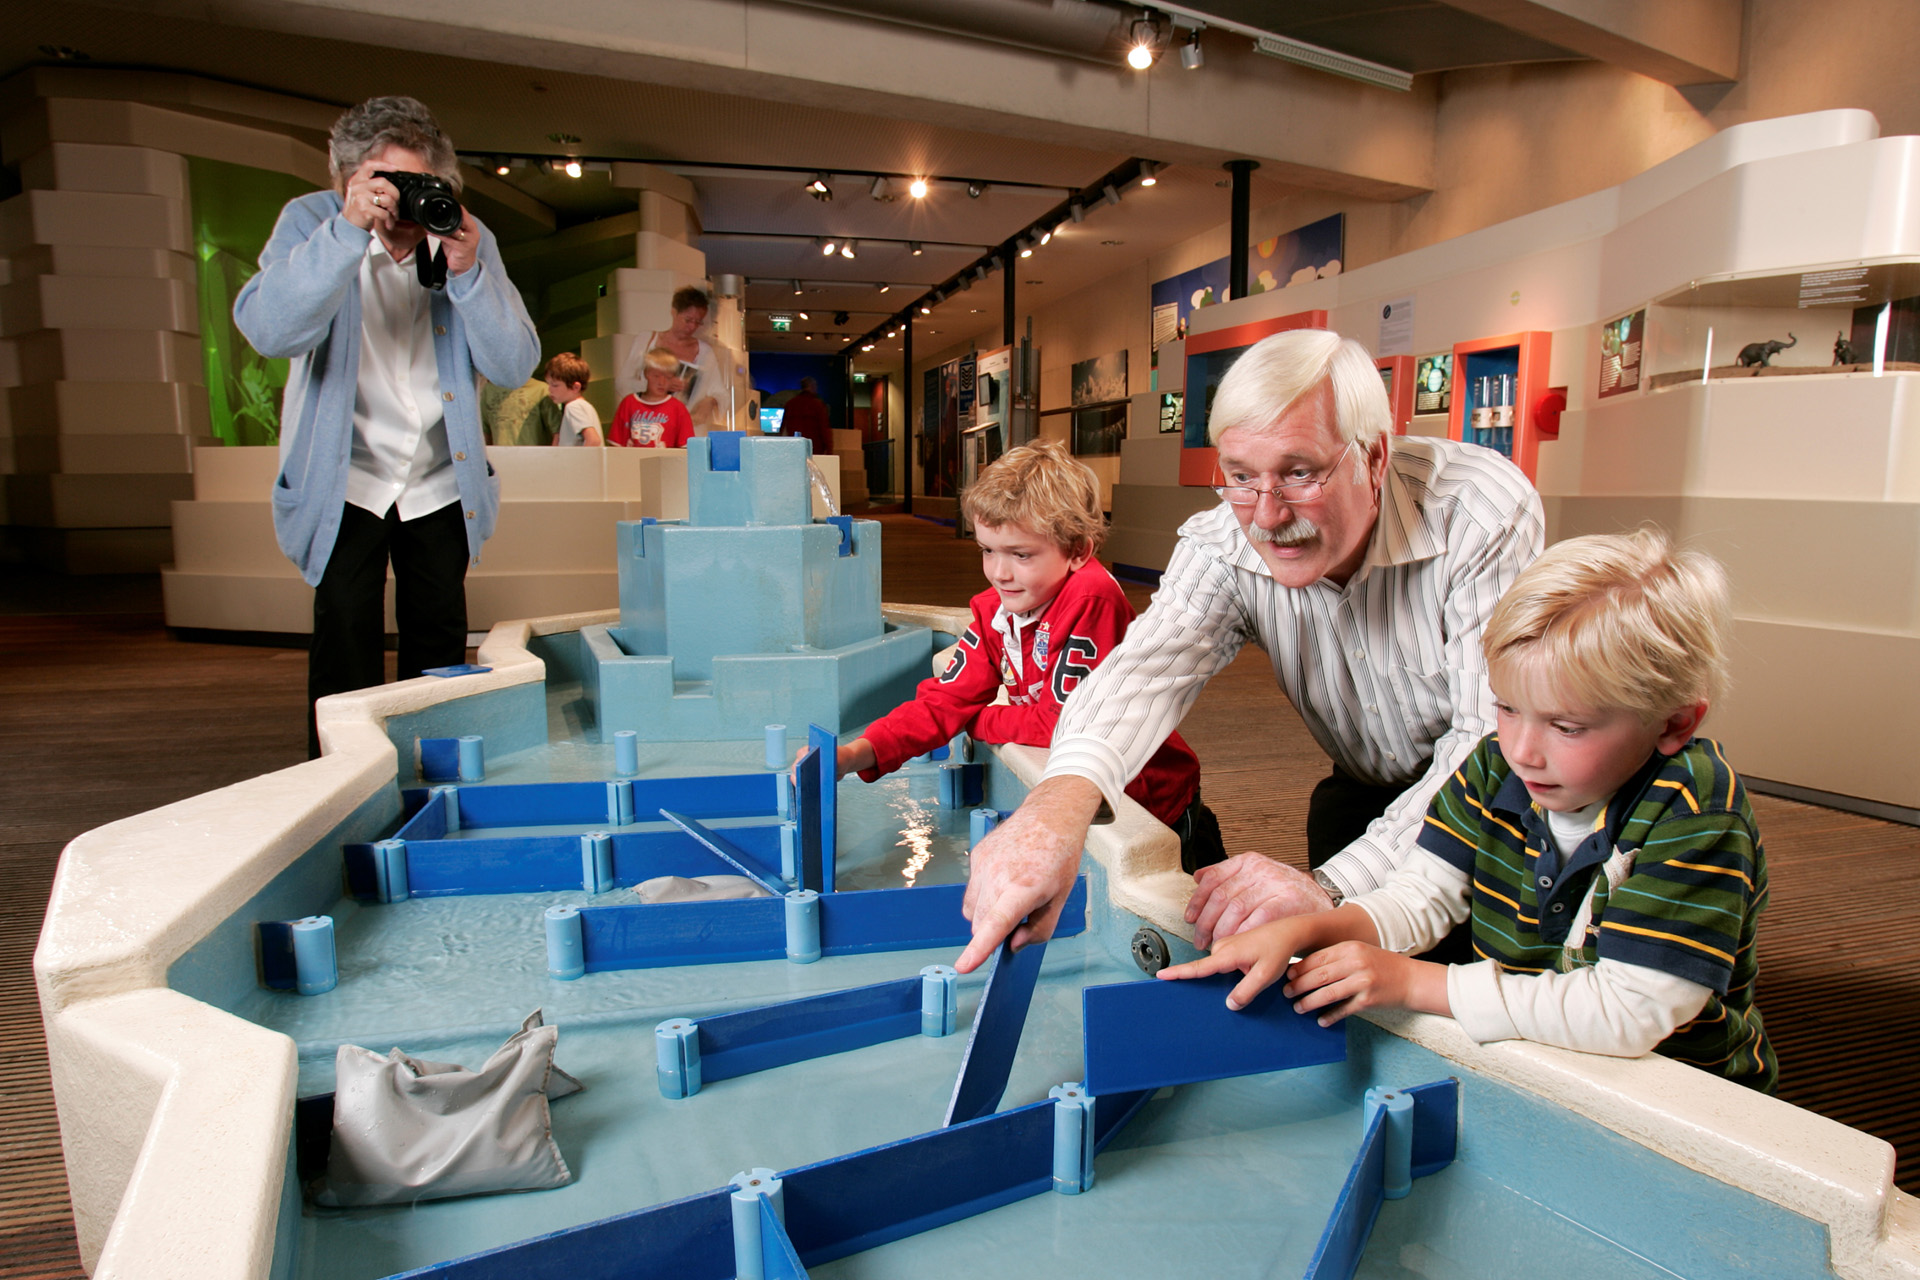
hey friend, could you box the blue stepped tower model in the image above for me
[581,432,932,741]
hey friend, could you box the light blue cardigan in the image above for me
[234,190,539,586]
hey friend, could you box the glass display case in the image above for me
[1642,260,1920,391]
[1447,331,1555,479]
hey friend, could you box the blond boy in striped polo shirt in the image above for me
[1161,529,1775,1089]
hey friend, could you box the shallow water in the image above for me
[237,686,1823,1280]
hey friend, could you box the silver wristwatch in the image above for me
[1313,869,1345,908]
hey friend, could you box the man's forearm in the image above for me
[1019,774,1106,834]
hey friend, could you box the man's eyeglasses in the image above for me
[1212,441,1364,507]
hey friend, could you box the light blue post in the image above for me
[780,823,799,883]
[581,832,614,894]
[290,916,337,996]
[938,764,966,809]
[373,839,409,903]
[655,1018,701,1099]
[765,724,788,771]
[784,889,820,964]
[607,780,634,826]
[435,785,460,833]
[545,905,584,980]
[1364,1087,1416,1199]
[457,735,484,782]
[969,808,1001,848]
[948,732,971,763]
[613,730,639,778]
[920,965,958,1037]
[776,774,792,819]
[1049,1082,1097,1194]
[729,1168,785,1280]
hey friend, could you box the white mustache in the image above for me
[1247,516,1320,548]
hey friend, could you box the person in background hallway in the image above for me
[234,95,538,757]
[616,286,725,430]
[782,376,834,458]
[546,353,602,447]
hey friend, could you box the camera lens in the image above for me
[414,191,463,237]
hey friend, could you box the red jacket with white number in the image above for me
[859,561,1201,826]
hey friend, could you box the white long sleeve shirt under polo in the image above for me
[345,235,459,520]
[1043,435,1544,899]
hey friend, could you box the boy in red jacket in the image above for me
[837,440,1225,873]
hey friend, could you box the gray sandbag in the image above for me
[316,1010,581,1207]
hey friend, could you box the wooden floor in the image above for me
[1,512,1915,1276]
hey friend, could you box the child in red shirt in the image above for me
[608,347,695,448]
[837,440,1225,873]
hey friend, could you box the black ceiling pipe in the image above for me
[1225,160,1258,303]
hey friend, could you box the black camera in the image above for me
[372,170,463,236]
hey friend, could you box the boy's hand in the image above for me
[789,738,875,783]
[1157,918,1314,1011]
[1282,943,1449,1027]
[835,739,875,780]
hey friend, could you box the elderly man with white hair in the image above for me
[955,328,1544,973]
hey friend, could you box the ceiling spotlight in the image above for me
[806,173,833,200]
[1038,228,1052,245]
[1139,163,1159,187]
[793,280,804,295]
[966,182,984,199]
[870,175,890,200]
[1127,14,1166,69]
[1017,237,1034,259]
[840,240,856,259]
[834,310,850,325]
[821,239,838,257]
[804,334,813,341]
[1069,202,1086,224]
[1180,29,1205,70]
[909,241,924,256]
[797,311,810,320]
[563,159,583,178]
[908,178,928,199]
[877,283,890,293]
[920,304,933,315]
[862,343,875,352]
[493,156,512,176]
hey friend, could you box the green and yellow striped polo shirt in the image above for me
[1417,735,1776,1091]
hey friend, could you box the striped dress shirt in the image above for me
[1044,435,1545,898]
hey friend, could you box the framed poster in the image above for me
[1149,213,1345,352]
[1598,309,1645,398]
[1071,351,1129,406]
[1414,353,1453,416]
[1071,405,1127,457]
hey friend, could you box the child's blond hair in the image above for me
[642,346,681,375]
[1484,528,1731,722]
[962,439,1106,556]
[545,352,590,388]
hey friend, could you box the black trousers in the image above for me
[309,500,470,756]
[1305,764,1474,964]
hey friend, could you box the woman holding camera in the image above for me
[234,96,539,756]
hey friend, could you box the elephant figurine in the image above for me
[1835,331,1862,365]
[1736,333,1796,367]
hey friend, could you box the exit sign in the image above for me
[852,372,868,383]
[770,315,793,332]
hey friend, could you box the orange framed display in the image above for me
[1178,309,1329,486]
[1446,331,1555,479]
[1375,354,1414,435]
